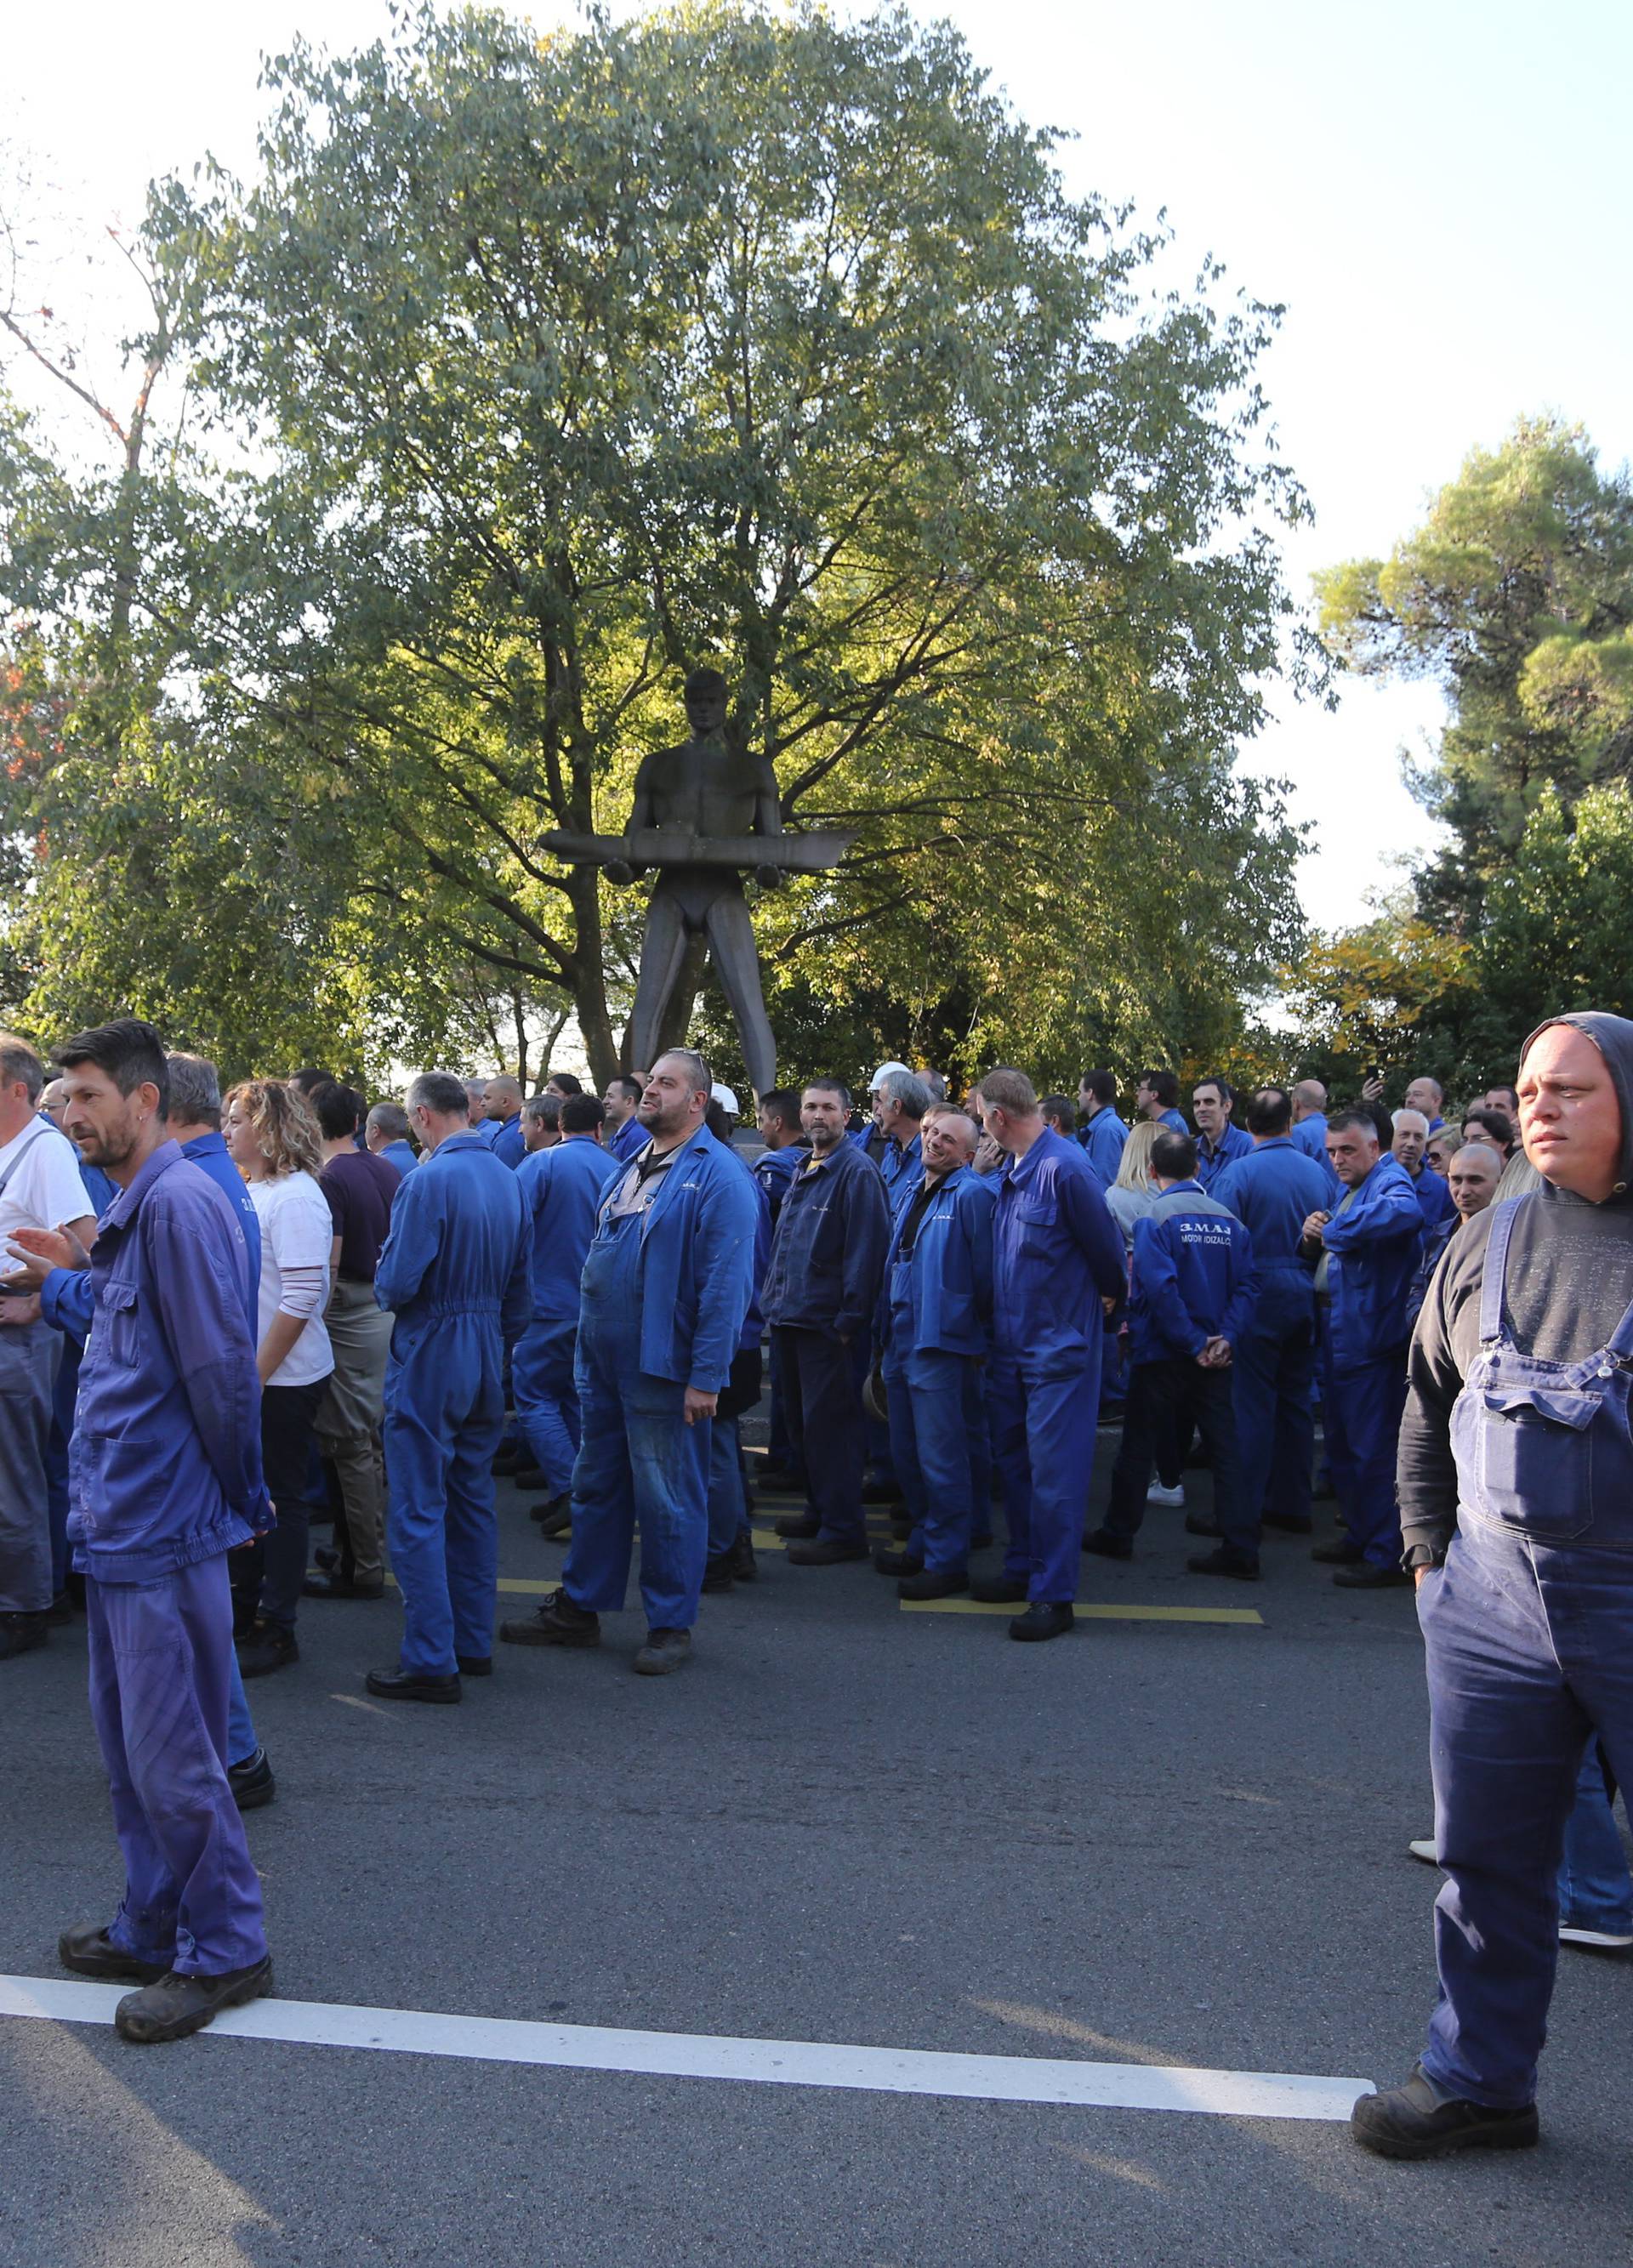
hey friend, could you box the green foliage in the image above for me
[1278,903,1476,1099]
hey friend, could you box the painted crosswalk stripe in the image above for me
[0,1976,1363,2122]
[899,1597,1263,1624]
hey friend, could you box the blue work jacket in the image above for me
[375,1130,532,1358]
[1078,1107,1128,1188]
[1289,1113,1329,1165]
[1317,1152,1423,1371]
[1157,1107,1189,1136]
[380,1138,418,1177]
[1212,1138,1330,1330]
[991,1128,1127,1367]
[753,1142,805,1222]
[762,1140,890,1340]
[1195,1122,1253,1191]
[490,1114,526,1169]
[1409,1163,1456,1236]
[587,1123,758,1390]
[515,1134,614,1322]
[609,1113,648,1164]
[885,1165,995,1359]
[1128,1179,1257,1364]
[67,1141,269,1583]
[725,1149,772,1352]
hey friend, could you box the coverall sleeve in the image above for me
[501,1191,533,1341]
[39,1266,96,1348]
[1133,1218,1206,1359]
[964,1182,996,1327]
[146,1203,270,1524]
[1396,1246,1468,1560]
[1220,1225,1259,1348]
[1321,1176,1421,1251]
[837,1163,891,1340]
[1060,1163,1129,1305]
[374,1174,438,1314]
[685,1164,758,1391]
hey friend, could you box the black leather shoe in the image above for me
[701,1553,736,1594]
[872,1546,922,1577]
[634,1629,692,1676]
[313,1544,340,1572]
[1261,1510,1313,1534]
[1351,2066,1539,2160]
[785,1537,868,1566]
[898,1567,969,1600]
[365,1665,462,1702]
[1010,1601,1074,1642]
[1312,1537,1363,1565]
[59,1923,170,1983]
[302,1573,384,1600]
[969,1573,1029,1603]
[115,1958,275,2044]
[0,1611,49,1659]
[227,1747,276,1810]
[727,1531,758,1582]
[498,1589,601,1647]
[455,1654,492,1677]
[862,1479,904,1505]
[1333,1560,1412,1589]
[236,1628,299,1679]
[774,1511,820,1539]
[1082,1529,1132,1560]
[534,1498,572,1538]
[1184,1511,1220,1538]
[1187,1547,1261,1581]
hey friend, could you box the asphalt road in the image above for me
[3,1430,1630,2268]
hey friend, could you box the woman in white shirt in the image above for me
[225,1079,334,1679]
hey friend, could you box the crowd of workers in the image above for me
[0,1010,1628,2168]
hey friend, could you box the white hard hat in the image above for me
[868,1060,912,1093]
[710,1082,741,1116]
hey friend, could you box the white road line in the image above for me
[0,1976,1366,2122]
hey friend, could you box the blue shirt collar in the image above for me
[100,1138,185,1232]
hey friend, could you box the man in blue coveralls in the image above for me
[751,1089,807,1492]
[1192,1076,1253,1191]
[1391,1109,1456,1236]
[970,1068,1127,1640]
[1075,1069,1128,1187]
[1300,1108,1421,1589]
[367,1071,531,1702]
[499,1049,756,1675]
[510,1091,611,1533]
[1209,1087,1335,1540]
[870,1108,996,1599]
[1354,1013,1633,2158]
[602,1075,648,1164]
[44,1020,273,2043]
[1135,1070,1189,1137]
[366,1100,418,1177]
[1289,1079,1334,1176]
[483,1075,526,1168]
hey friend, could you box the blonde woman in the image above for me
[1106,1120,1163,1251]
[225,1079,334,1679]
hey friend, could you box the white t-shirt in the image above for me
[248,1170,335,1387]
[0,1117,98,1251]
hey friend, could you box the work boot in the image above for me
[455,1654,492,1678]
[0,1611,48,1660]
[59,1924,170,1984]
[774,1511,820,1540]
[514,1466,556,1492]
[1009,1601,1074,1643]
[1082,1529,1131,1560]
[701,1552,736,1594]
[534,1498,572,1538]
[969,1573,1029,1604]
[1260,1509,1313,1534]
[236,1627,299,1680]
[1312,1537,1363,1565]
[1186,1547,1261,1581]
[302,1572,384,1600]
[313,1544,340,1572]
[365,1665,462,1702]
[634,1629,691,1676]
[1350,2066,1539,2160]
[898,1567,969,1601]
[872,1545,922,1577]
[862,1478,903,1505]
[227,1747,276,1811]
[727,1531,758,1583]
[115,1958,275,2045]
[498,1589,600,1647]
[1332,1560,1411,1589]
[785,1537,868,1566]
[1184,1510,1220,1538]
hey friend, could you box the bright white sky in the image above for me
[9,0,1632,930]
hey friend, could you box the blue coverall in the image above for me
[1213,1138,1334,1526]
[609,1113,649,1164]
[1077,1106,1128,1189]
[375,1132,531,1676]
[1316,1152,1421,1569]
[379,1139,418,1177]
[70,1142,270,1975]
[706,1165,771,1560]
[880,1165,996,1574]
[563,1127,756,1631]
[490,1113,526,1169]
[989,1128,1127,1603]
[1194,1123,1253,1191]
[753,1143,805,1475]
[511,1135,614,1498]
[1409,1163,1456,1236]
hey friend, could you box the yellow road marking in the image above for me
[899,1598,1262,1625]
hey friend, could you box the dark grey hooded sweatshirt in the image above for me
[1397,1010,1633,1561]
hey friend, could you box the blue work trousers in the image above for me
[87,1555,269,1975]
[1232,1282,1316,1523]
[884,1349,984,1574]
[987,1347,1100,1605]
[512,1315,580,1498]
[1557,1740,1632,1935]
[773,1326,866,1546]
[1419,1519,1633,2106]
[383,1325,505,1676]
[707,1414,748,1556]
[1319,1339,1408,1569]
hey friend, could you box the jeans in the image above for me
[1557,1740,1633,1934]
[253,1378,326,1634]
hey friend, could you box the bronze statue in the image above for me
[543,670,851,1100]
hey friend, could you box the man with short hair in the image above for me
[1404,1075,1447,1133]
[1040,1094,1077,1140]
[1463,1107,1515,1159]
[545,1071,584,1102]
[1354,1014,1633,2159]
[1301,1110,1422,1588]
[507,1091,612,1531]
[867,1066,929,1201]
[1405,1140,1502,1337]
[1481,1083,1521,1122]
[1393,1109,1456,1235]
[752,1089,807,1490]
[47,1019,273,2043]
[367,1071,531,1702]
[1090,1128,1260,1577]
[366,1101,418,1177]
[1289,1078,1332,1169]
[762,1078,891,1566]
[603,1075,647,1164]
[973,1068,1127,1640]
[1076,1070,1128,1186]
[521,1093,562,1151]
[0,1032,97,1657]
[1135,1070,1188,1135]
[484,1075,526,1168]
[1210,1087,1335,1540]
[1192,1076,1252,1191]
[501,1050,757,1674]
[463,1078,488,1137]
